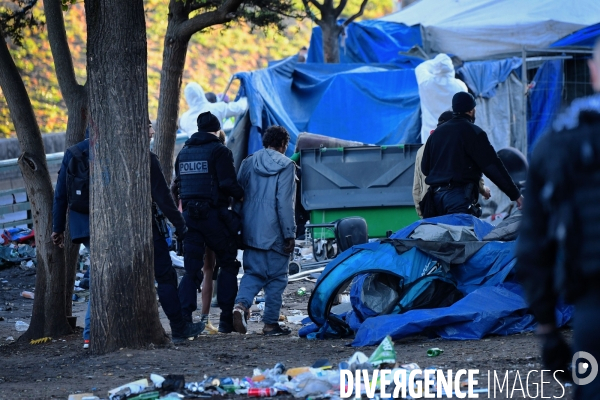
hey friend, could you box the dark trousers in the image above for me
[153,223,183,329]
[432,185,475,216]
[573,290,600,400]
[178,206,239,326]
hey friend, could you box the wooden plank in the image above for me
[0,218,33,229]
[0,202,32,214]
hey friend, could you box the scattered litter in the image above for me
[296,287,307,296]
[248,313,262,323]
[286,315,308,325]
[21,290,34,299]
[427,347,444,357]
[68,394,100,400]
[368,335,396,367]
[6,336,14,341]
[15,320,29,331]
[30,337,52,345]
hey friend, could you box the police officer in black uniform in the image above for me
[517,39,600,399]
[421,92,523,217]
[149,122,205,343]
[175,111,244,333]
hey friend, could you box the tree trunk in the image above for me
[44,0,89,319]
[320,19,342,63]
[85,0,168,354]
[0,32,72,340]
[154,18,190,184]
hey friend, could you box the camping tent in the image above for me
[379,0,600,61]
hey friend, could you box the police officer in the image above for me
[517,38,600,399]
[149,122,205,343]
[420,92,523,217]
[175,111,244,333]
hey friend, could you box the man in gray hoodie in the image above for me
[233,126,296,336]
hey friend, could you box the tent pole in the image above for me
[521,48,528,157]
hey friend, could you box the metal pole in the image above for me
[521,48,528,157]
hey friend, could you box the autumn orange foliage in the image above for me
[0,0,391,138]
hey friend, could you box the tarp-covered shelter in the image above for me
[230,58,422,162]
[379,0,600,61]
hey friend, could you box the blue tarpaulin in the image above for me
[527,60,564,157]
[551,23,600,48]
[307,20,423,66]
[458,58,522,98]
[301,214,573,346]
[234,57,422,156]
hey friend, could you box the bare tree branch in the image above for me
[44,0,83,104]
[178,0,245,39]
[333,0,348,18]
[302,0,323,14]
[342,0,368,27]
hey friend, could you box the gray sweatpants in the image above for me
[235,247,288,325]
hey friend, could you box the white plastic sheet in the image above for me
[414,54,467,144]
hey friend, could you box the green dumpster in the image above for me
[301,145,421,239]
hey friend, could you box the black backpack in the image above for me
[66,144,90,214]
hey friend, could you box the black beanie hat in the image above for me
[197,111,221,132]
[452,92,476,113]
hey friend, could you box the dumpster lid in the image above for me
[300,145,421,210]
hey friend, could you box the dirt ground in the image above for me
[0,265,575,400]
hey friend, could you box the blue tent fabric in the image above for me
[234,57,422,156]
[307,20,423,66]
[551,23,600,48]
[301,214,574,346]
[458,58,522,98]
[527,60,563,157]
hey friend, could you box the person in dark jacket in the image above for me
[517,39,600,400]
[148,123,205,343]
[174,111,244,333]
[52,136,92,348]
[420,92,523,217]
[232,126,296,336]
[52,123,204,346]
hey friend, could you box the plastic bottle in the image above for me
[15,321,29,331]
[248,388,277,397]
[427,347,444,357]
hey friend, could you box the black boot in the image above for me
[171,321,205,343]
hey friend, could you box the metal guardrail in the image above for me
[0,133,190,229]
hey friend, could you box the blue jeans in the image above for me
[235,247,288,325]
[82,238,91,341]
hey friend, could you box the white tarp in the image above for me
[380,0,600,60]
[415,54,467,143]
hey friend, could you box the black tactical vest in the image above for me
[177,141,220,205]
[546,120,600,298]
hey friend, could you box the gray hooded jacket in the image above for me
[238,148,296,253]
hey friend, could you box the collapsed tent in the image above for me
[300,214,573,346]
[230,57,421,160]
